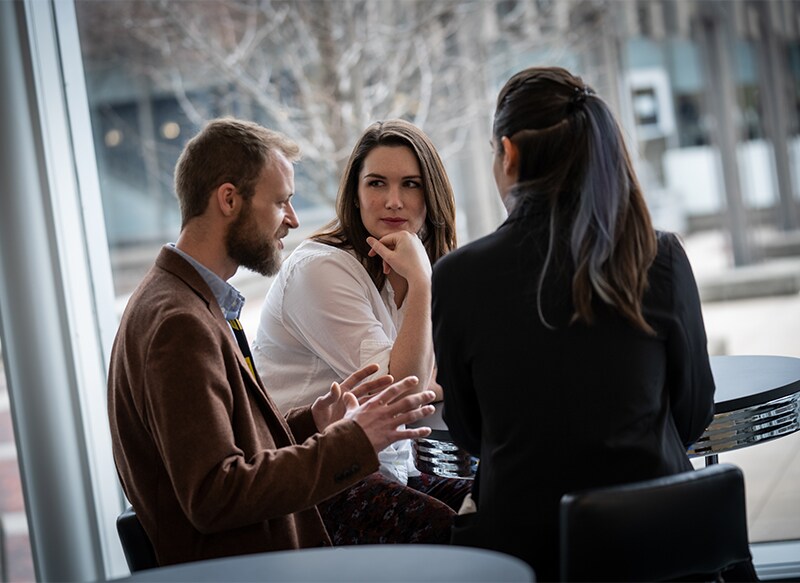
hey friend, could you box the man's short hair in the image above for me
[174,118,300,227]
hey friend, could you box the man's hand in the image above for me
[312,363,394,431]
[346,376,435,452]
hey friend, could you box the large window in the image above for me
[78,0,800,528]
[73,0,800,555]
[3,0,798,580]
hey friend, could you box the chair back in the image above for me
[116,506,158,572]
[559,463,751,582]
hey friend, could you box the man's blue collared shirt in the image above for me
[167,244,245,321]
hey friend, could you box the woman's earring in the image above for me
[354,200,360,209]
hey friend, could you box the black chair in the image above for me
[560,463,755,582]
[116,506,158,572]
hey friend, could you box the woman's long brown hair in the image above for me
[314,119,457,289]
[494,67,657,334]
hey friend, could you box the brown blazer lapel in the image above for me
[223,325,299,446]
[154,247,278,413]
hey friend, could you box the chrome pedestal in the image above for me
[413,438,477,479]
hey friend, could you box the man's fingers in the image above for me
[392,402,435,426]
[350,374,393,399]
[343,392,358,411]
[369,376,420,405]
[340,363,380,391]
[394,426,433,440]
[387,393,435,420]
[317,382,340,408]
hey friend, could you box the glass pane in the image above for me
[685,227,800,544]
[654,16,800,545]
[0,345,35,582]
[74,0,800,558]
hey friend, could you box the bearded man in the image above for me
[107,118,435,567]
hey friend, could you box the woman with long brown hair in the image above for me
[253,119,469,544]
[432,67,715,579]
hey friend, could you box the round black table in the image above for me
[110,544,535,582]
[411,402,477,479]
[417,355,800,471]
[688,354,800,464]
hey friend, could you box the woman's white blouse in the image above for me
[252,239,420,484]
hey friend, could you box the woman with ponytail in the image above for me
[431,67,715,579]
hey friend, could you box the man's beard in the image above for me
[225,209,282,277]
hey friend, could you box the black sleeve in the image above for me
[431,255,483,457]
[662,233,716,446]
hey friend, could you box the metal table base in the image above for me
[688,355,800,464]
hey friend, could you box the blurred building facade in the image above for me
[77,1,800,272]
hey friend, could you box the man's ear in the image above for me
[214,183,238,217]
[500,136,519,178]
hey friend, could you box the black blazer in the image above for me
[432,215,715,581]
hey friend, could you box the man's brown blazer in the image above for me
[108,247,378,566]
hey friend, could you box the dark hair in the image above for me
[174,117,300,228]
[314,119,457,289]
[494,66,657,334]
